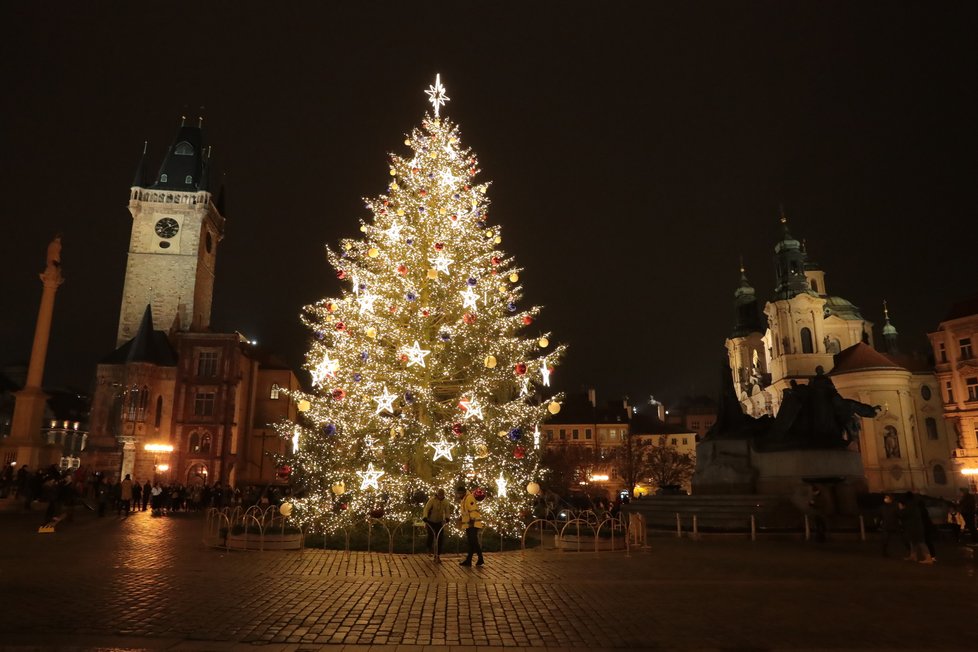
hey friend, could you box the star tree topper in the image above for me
[425,73,450,117]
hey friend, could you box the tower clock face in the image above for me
[154,217,180,239]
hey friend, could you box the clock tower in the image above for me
[116,118,225,346]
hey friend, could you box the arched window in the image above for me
[125,386,140,421]
[174,141,194,155]
[925,417,939,440]
[184,175,193,184]
[154,396,163,428]
[932,464,947,485]
[188,432,200,453]
[800,327,814,354]
[138,386,149,420]
[160,173,168,183]
[200,434,212,454]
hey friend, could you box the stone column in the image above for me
[3,236,64,469]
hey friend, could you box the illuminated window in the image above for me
[270,384,281,399]
[184,175,193,184]
[194,392,215,417]
[197,350,219,377]
[138,385,149,420]
[189,432,200,453]
[200,433,212,453]
[961,338,974,360]
[174,141,194,155]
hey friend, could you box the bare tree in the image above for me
[641,440,695,491]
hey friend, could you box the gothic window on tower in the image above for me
[160,174,168,183]
[189,432,200,453]
[174,141,194,155]
[196,350,219,377]
[125,386,140,421]
[194,391,216,417]
[800,328,814,354]
[137,386,149,421]
[185,175,193,184]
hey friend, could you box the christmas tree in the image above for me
[280,75,565,538]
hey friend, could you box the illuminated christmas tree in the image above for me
[280,75,565,537]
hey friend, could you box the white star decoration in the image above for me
[429,439,455,462]
[425,73,450,117]
[540,358,551,387]
[403,340,431,367]
[385,221,403,241]
[358,293,377,315]
[460,287,479,310]
[429,254,453,274]
[363,434,380,453]
[357,463,384,490]
[311,353,338,387]
[496,472,508,498]
[439,168,459,187]
[459,396,484,421]
[372,386,398,415]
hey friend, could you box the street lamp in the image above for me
[146,443,174,481]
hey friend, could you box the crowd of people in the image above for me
[0,464,294,521]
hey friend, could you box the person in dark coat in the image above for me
[898,494,933,564]
[809,485,830,543]
[958,488,976,540]
[141,480,151,511]
[879,494,904,557]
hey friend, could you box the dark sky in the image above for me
[1,2,974,406]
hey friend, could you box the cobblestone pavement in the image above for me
[1,500,977,651]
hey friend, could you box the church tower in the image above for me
[772,208,811,300]
[116,118,225,346]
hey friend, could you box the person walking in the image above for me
[120,474,133,517]
[455,485,484,567]
[422,488,449,560]
[141,480,151,511]
[879,494,904,557]
[132,480,142,514]
[958,488,976,541]
[898,494,933,564]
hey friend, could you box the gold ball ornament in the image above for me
[508,273,519,283]
[367,248,380,258]
[343,242,353,251]
[279,502,293,516]
[390,182,399,190]
[547,401,561,415]
[475,444,489,458]
[526,482,541,496]
[331,481,346,495]
[389,169,397,176]
[390,425,403,439]
[429,151,437,159]
[538,337,549,348]
[427,268,438,279]
[366,327,377,339]
[493,235,502,244]
[484,355,497,368]
[298,400,311,412]
[396,209,404,216]
[498,430,508,439]
[360,225,368,233]
[404,139,411,146]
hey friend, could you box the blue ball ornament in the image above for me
[406,238,414,245]
[439,331,451,341]
[353,373,362,382]
[359,282,367,291]
[360,351,369,362]
[508,427,523,441]
[404,391,415,403]
[406,292,416,301]
[476,221,486,229]
[467,278,477,287]
[507,302,517,312]
[323,423,337,436]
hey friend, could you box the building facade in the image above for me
[929,297,978,487]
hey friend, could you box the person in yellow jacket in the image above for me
[455,484,484,566]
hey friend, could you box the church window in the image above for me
[174,141,194,155]
[154,396,163,428]
[124,386,140,421]
[967,377,978,401]
[137,386,149,420]
[925,418,939,440]
[883,426,901,459]
[932,464,947,485]
[200,434,212,453]
[184,175,193,184]
[189,432,200,453]
[921,385,932,401]
[197,350,219,377]
[270,384,280,399]
[194,392,215,417]
[961,338,974,360]
[800,328,814,354]
[160,174,168,183]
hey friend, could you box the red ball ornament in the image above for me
[468,168,476,176]
[422,309,430,317]
[335,321,346,331]
[451,422,465,437]
[490,256,501,266]
[473,488,486,502]
[450,214,459,223]
[420,189,427,196]
[514,362,528,376]
[412,167,420,174]
[389,305,398,314]
[339,503,348,511]
[434,242,444,251]
[383,200,389,206]
[400,354,409,363]
[332,388,346,400]
[464,185,471,191]
[397,264,408,275]
[522,316,533,326]
[325,302,336,313]
[337,270,347,280]
[463,313,477,325]
[513,446,526,459]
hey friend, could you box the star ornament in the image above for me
[357,463,385,490]
[403,341,431,367]
[311,353,339,387]
[460,287,479,310]
[496,472,508,498]
[429,254,453,274]
[459,396,484,421]
[358,293,378,315]
[425,73,450,117]
[373,386,398,415]
[429,439,455,462]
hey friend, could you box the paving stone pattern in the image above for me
[1,502,977,651]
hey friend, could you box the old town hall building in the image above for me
[85,120,299,487]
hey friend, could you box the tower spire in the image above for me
[132,140,149,187]
[882,299,899,353]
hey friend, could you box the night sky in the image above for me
[1,2,974,406]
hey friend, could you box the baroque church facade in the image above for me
[84,119,300,487]
[725,214,961,498]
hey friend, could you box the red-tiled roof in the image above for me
[830,342,903,375]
